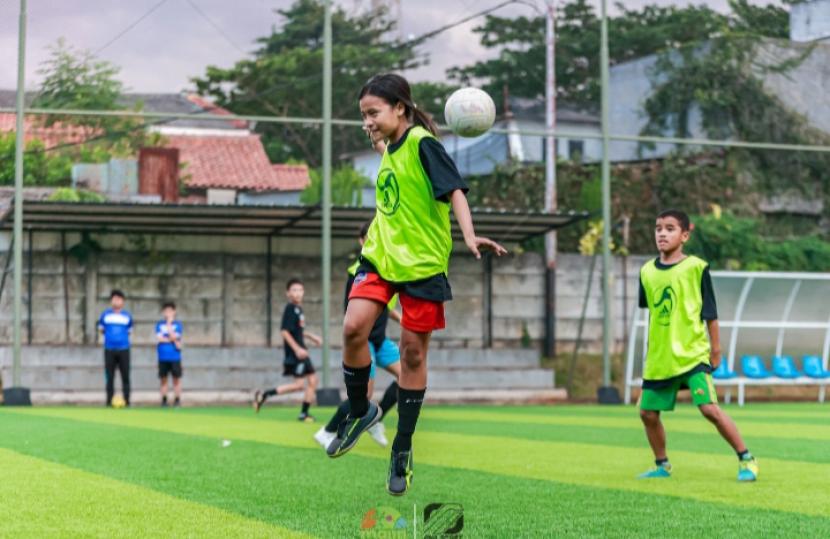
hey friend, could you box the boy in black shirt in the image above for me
[254,278,322,422]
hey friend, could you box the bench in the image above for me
[713,355,830,406]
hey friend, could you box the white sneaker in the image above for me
[313,427,336,449]
[368,421,388,447]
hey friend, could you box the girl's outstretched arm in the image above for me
[450,190,507,259]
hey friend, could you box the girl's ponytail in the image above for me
[411,103,440,137]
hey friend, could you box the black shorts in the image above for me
[283,359,315,378]
[158,361,183,379]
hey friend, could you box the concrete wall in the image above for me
[0,230,642,353]
[555,254,650,354]
[607,53,708,162]
[0,346,550,393]
[607,40,830,163]
[756,40,830,136]
[791,0,830,42]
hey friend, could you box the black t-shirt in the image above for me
[638,258,718,320]
[281,302,305,363]
[386,127,469,202]
[344,272,389,349]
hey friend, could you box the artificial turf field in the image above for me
[0,403,827,538]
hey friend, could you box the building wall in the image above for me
[791,0,830,42]
[0,231,642,353]
[607,40,830,162]
[607,53,708,162]
[756,40,830,135]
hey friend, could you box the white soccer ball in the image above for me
[444,87,496,138]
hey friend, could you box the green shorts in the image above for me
[639,371,718,411]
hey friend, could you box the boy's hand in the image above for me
[465,236,507,260]
[710,350,722,369]
[296,348,310,360]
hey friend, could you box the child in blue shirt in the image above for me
[98,289,133,407]
[156,301,183,407]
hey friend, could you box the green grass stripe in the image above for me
[414,432,830,518]
[474,403,830,422]
[420,409,830,441]
[11,407,830,519]
[172,406,830,464]
[1,411,828,538]
[167,403,830,422]
[0,447,310,538]
[416,416,830,464]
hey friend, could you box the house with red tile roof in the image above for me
[0,91,309,203]
[0,110,93,150]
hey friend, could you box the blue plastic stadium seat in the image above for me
[772,356,803,379]
[741,355,771,379]
[712,359,737,379]
[803,355,830,379]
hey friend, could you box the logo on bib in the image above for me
[653,285,677,326]
[376,168,400,216]
[353,271,368,286]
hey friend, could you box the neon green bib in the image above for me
[361,126,452,283]
[641,256,711,380]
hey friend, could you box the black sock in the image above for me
[392,387,426,453]
[326,400,351,432]
[343,363,371,417]
[262,388,277,400]
[737,450,752,461]
[162,395,167,404]
[301,401,311,415]
[655,458,669,466]
[379,382,398,419]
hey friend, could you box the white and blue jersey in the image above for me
[156,320,183,362]
[98,308,133,350]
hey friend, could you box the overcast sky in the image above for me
[0,0,787,93]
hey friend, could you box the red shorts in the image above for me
[349,272,445,333]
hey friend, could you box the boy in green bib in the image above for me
[327,74,507,496]
[638,210,758,482]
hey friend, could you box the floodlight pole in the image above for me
[320,0,334,393]
[12,0,27,390]
[543,0,558,359]
[599,0,617,401]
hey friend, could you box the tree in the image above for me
[641,2,828,207]
[34,38,123,130]
[32,38,160,161]
[0,132,72,186]
[192,0,451,166]
[448,0,789,109]
[300,165,371,206]
[1,40,166,186]
[687,211,830,271]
